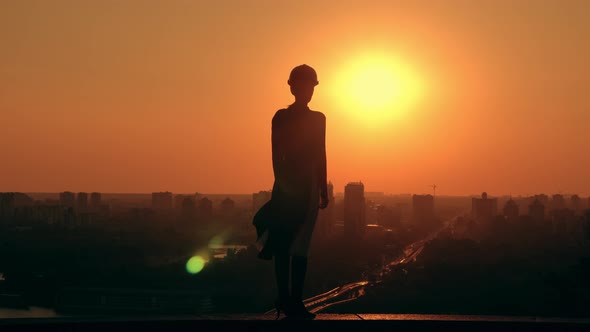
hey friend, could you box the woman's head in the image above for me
[288,64,318,104]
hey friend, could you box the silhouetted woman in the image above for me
[253,64,329,320]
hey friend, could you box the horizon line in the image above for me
[16,191,590,198]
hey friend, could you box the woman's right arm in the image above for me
[271,111,285,186]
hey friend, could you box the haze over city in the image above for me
[2,0,590,196]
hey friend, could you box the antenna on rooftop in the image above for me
[430,184,437,197]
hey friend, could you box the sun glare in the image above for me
[330,52,424,125]
[348,64,399,110]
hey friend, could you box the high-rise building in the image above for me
[174,195,188,209]
[77,192,88,210]
[152,192,173,210]
[571,194,581,215]
[198,197,213,221]
[0,193,16,222]
[60,192,76,208]
[90,192,101,209]
[533,194,549,206]
[503,199,519,220]
[64,206,76,228]
[551,208,574,234]
[472,192,498,222]
[528,199,545,223]
[412,194,434,224]
[181,196,196,219]
[551,194,566,211]
[344,182,366,239]
[252,190,272,215]
[220,197,235,216]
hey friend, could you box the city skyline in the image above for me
[15,186,590,198]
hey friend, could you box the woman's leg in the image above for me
[274,253,290,302]
[291,255,315,318]
[291,255,308,302]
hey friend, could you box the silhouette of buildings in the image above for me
[60,191,76,208]
[174,194,188,210]
[130,207,156,225]
[528,198,545,223]
[152,192,173,210]
[220,197,235,217]
[77,192,88,210]
[64,207,76,228]
[550,194,566,211]
[571,194,581,215]
[503,198,519,221]
[198,197,213,222]
[364,223,387,240]
[17,193,34,205]
[472,192,498,222]
[533,194,549,207]
[0,195,14,223]
[0,193,34,223]
[412,194,435,225]
[181,196,196,220]
[28,205,64,226]
[90,192,101,209]
[551,207,575,234]
[373,204,401,229]
[0,193,102,228]
[344,182,366,240]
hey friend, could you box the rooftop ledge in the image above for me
[1,314,590,331]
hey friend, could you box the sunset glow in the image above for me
[331,53,425,125]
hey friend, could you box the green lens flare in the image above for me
[186,256,205,274]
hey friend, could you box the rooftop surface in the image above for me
[2,314,590,331]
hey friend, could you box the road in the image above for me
[265,226,446,316]
[308,221,460,313]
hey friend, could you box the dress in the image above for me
[254,104,327,258]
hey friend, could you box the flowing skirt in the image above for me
[255,167,319,258]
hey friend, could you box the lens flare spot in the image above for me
[186,256,206,274]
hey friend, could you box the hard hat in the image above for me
[288,64,319,86]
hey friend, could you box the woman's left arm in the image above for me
[318,113,328,200]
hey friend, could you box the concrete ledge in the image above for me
[1,314,589,331]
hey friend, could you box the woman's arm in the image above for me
[318,113,328,201]
[272,111,286,187]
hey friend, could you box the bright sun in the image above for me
[330,53,424,125]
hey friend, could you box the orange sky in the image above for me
[1,0,589,196]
